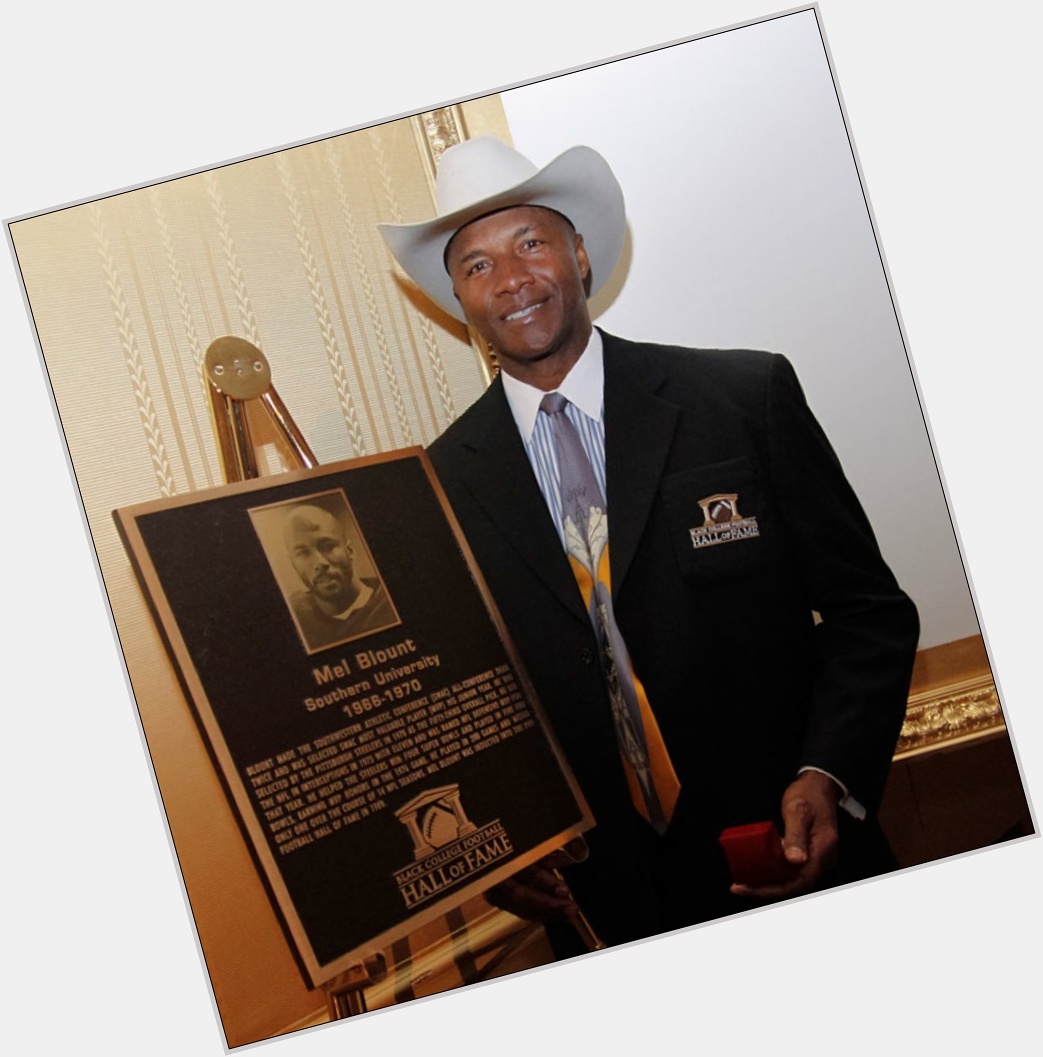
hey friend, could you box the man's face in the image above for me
[446,206,592,381]
[285,507,356,610]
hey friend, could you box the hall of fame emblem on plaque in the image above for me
[393,785,513,909]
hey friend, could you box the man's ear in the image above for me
[574,233,591,282]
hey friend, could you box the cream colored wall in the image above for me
[10,98,511,1047]
[500,12,977,650]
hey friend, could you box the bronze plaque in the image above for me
[115,449,591,987]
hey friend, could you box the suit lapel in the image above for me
[450,379,589,624]
[446,334,679,619]
[602,332,679,597]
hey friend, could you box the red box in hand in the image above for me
[719,821,797,886]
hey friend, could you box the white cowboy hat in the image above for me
[378,136,626,323]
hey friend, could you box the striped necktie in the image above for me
[539,392,680,835]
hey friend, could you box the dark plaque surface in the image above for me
[116,449,591,987]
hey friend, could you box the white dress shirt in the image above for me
[501,328,607,547]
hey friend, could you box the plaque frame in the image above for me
[115,448,593,989]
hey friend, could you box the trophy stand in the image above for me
[322,953,388,1019]
[204,336,316,482]
[563,891,606,951]
[551,836,606,952]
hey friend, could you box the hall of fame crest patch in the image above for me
[392,784,512,909]
[688,492,761,549]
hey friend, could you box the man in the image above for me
[283,503,397,651]
[379,137,919,952]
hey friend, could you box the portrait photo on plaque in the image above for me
[249,489,401,654]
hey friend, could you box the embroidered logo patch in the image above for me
[689,492,760,549]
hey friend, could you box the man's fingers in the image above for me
[780,798,813,864]
[483,854,584,923]
[518,863,571,898]
[543,836,590,869]
[734,773,842,901]
[486,872,577,923]
[731,877,806,900]
[780,771,841,866]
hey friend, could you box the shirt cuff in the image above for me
[797,765,867,821]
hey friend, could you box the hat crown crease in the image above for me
[435,138,539,216]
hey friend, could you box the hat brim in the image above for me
[379,146,625,323]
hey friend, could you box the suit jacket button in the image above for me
[580,647,595,666]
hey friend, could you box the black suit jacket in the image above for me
[428,331,919,946]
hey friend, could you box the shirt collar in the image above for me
[331,581,374,621]
[501,328,605,443]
